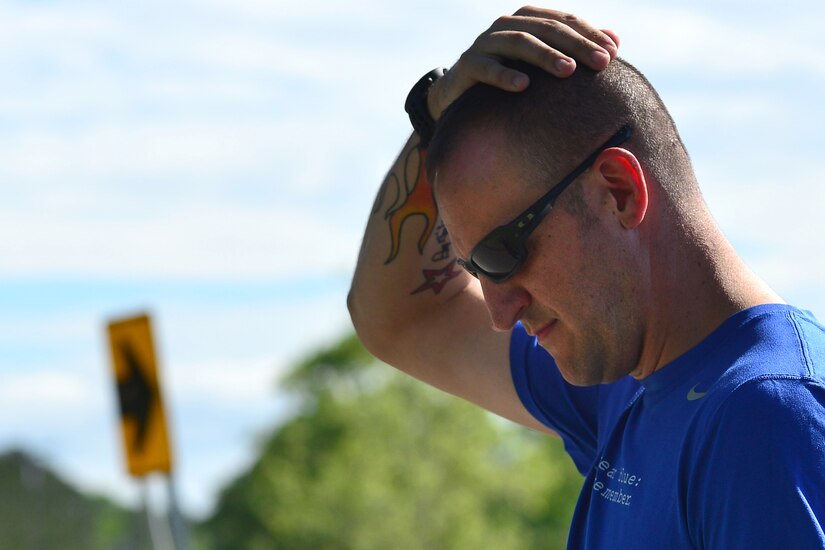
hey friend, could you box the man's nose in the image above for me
[479,277,530,332]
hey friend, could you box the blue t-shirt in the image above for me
[510,304,825,549]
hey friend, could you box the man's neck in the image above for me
[630,207,784,380]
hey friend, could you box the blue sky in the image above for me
[1,0,824,519]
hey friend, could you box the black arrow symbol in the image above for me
[117,342,155,453]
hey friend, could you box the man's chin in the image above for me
[555,356,629,386]
[555,361,602,387]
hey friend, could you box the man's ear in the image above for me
[593,148,648,229]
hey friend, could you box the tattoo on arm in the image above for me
[411,259,460,295]
[372,172,397,216]
[431,221,451,262]
[377,143,462,295]
[383,146,438,264]
[412,219,460,295]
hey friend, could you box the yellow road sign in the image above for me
[107,314,173,476]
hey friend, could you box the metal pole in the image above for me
[143,477,175,550]
[165,473,190,550]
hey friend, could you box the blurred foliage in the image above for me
[0,450,146,549]
[200,333,582,549]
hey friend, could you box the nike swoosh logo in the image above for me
[687,384,709,401]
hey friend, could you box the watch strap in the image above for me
[404,67,446,148]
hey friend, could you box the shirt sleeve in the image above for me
[688,377,825,548]
[510,322,602,474]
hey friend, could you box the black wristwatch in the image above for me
[404,67,446,148]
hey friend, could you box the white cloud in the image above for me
[696,162,825,306]
[0,371,96,409]
[667,92,790,128]
[539,1,825,77]
[0,117,350,179]
[0,3,113,44]
[0,199,361,279]
[170,357,284,403]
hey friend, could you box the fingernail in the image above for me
[591,50,610,66]
[555,58,574,73]
[512,74,528,88]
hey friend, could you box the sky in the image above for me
[1,0,824,520]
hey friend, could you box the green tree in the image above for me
[0,450,143,549]
[201,333,582,549]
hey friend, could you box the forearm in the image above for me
[348,133,469,360]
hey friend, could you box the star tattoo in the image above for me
[411,260,460,295]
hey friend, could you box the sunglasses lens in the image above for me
[472,236,521,281]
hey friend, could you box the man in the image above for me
[348,7,825,548]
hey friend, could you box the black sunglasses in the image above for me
[457,124,633,283]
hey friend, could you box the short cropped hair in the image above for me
[426,58,698,209]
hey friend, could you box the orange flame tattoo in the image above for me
[384,148,438,264]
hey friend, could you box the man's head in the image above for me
[427,59,699,385]
[427,58,697,210]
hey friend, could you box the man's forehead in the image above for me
[434,150,538,259]
[433,127,515,196]
[433,128,552,220]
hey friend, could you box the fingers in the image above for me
[600,29,621,52]
[512,7,620,62]
[428,7,621,120]
[458,50,537,91]
[428,35,573,119]
[488,12,616,71]
[427,54,529,120]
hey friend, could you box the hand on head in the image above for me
[428,7,619,120]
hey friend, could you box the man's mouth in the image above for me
[531,319,558,343]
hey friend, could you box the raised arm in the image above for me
[348,7,618,432]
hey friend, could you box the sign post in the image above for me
[107,313,187,550]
